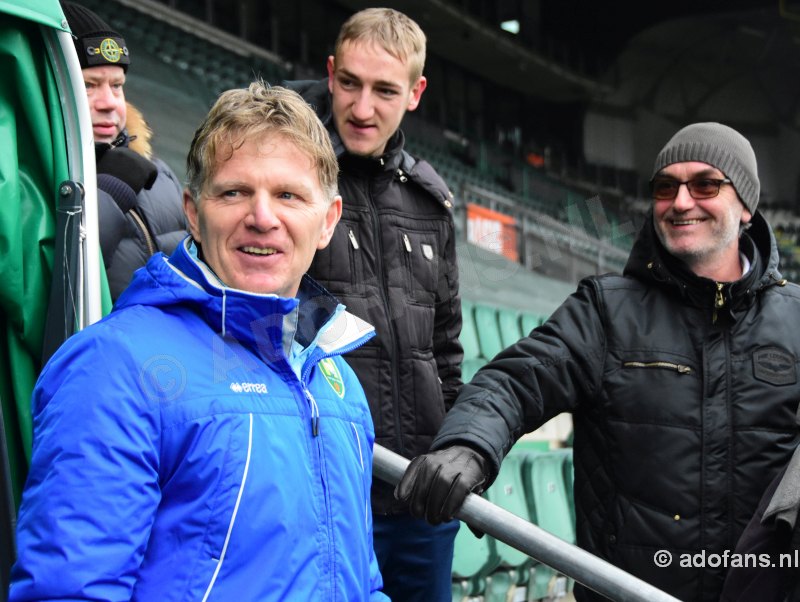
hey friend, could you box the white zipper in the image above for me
[350,422,364,472]
[201,413,253,602]
[402,233,412,253]
[351,422,369,529]
[348,228,359,250]
[305,385,321,436]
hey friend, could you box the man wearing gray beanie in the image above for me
[397,121,800,601]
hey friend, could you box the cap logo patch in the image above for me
[81,36,129,68]
[319,358,345,398]
[99,37,122,62]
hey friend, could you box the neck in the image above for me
[687,246,744,283]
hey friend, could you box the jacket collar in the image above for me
[117,238,375,370]
[623,210,784,315]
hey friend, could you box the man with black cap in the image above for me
[61,1,186,300]
[396,122,800,601]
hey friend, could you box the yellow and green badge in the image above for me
[318,358,345,398]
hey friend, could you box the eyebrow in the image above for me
[337,68,402,90]
[207,180,316,199]
[655,167,724,179]
[84,74,126,85]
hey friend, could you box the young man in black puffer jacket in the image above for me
[286,8,464,602]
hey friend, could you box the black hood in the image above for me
[623,210,783,313]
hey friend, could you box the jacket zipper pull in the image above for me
[348,229,359,250]
[713,282,725,323]
[304,385,320,437]
[403,233,412,253]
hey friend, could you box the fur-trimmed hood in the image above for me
[124,102,152,159]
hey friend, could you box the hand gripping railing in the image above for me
[373,445,681,602]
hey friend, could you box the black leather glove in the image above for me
[96,144,158,195]
[395,444,490,525]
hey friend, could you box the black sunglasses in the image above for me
[650,177,732,201]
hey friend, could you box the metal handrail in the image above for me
[373,445,681,602]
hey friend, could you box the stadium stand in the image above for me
[78,0,637,289]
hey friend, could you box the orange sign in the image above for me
[466,203,518,262]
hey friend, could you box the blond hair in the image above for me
[334,8,426,83]
[186,82,338,202]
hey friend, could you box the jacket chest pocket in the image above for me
[343,219,367,293]
[604,356,699,425]
[399,229,439,305]
[311,218,367,295]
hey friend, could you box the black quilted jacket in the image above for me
[433,211,800,601]
[288,79,464,515]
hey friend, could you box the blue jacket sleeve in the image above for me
[9,326,161,601]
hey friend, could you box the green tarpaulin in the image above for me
[0,11,67,507]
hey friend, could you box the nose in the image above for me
[351,89,374,121]
[671,183,696,212]
[93,83,116,110]
[246,193,281,231]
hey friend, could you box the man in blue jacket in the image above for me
[10,83,387,601]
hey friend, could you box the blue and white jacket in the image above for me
[10,239,388,601]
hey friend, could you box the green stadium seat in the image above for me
[459,300,481,361]
[562,450,575,527]
[497,306,523,348]
[519,312,543,336]
[484,570,515,601]
[483,448,532,600]
[522,450,576,600]
[451,518,499,598]
[461,357,487,382]
[474,303,504,360]
[523,451,575,544]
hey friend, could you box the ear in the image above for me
[406,75,427,112]
[327,55,336,94]
[317,195,343,250]
[183,189,202,242]
[741,206,752,224]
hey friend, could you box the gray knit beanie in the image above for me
[651,122,759,214]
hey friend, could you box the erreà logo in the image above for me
[319,358,345,398]
[229,382,268,394]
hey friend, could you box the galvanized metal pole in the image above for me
[373,444,681,602]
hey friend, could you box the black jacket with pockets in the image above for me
[289,79,464,514]
[433,212,800,601]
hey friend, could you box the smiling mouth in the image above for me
[241,246,277,256]
[671,218,705,226]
